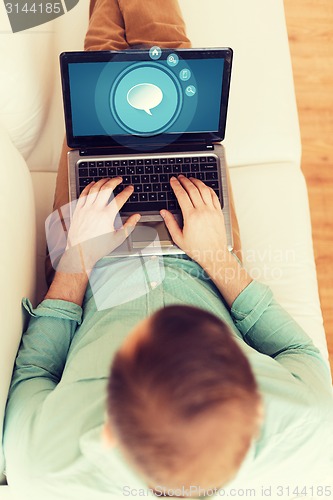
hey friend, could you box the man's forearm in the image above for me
[45,270,89,306]
[198,245,332,396]
[45,250,91,306]
[199,249,252,308]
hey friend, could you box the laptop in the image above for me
[60,47,233,257]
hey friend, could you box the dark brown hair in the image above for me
[107,305,261,488]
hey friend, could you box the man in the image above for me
[4,1,333,499]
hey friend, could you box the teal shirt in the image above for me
[3,256,333,500]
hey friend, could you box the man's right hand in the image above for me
[160,175,252,307]
[160,175,229,269]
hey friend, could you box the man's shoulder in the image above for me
[228,413,333,493]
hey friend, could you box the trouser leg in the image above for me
[118,0,191,49]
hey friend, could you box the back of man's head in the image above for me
[107,305,261,493]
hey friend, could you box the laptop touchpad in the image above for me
[131,221,174,248]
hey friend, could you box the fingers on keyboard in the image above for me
[78,156,223,210]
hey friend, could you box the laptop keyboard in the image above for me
[77,155,222,213]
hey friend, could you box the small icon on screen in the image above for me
[167,54,179,67]
[185,85,196,97]
[149,46,162,60]
[180,69,191,81]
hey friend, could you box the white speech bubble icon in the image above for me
[127,83,163,116]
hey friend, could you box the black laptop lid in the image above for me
[60,48,233,151]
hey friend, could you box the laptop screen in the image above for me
[60,48,232,150]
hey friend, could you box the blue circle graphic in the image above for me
[110,65,183,135]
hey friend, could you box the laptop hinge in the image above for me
[79,141,215,157]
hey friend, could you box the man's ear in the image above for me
[102,421,118,448]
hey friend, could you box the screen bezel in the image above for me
[60,48,233,150]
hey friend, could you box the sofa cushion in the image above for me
[0,485,13,497]
[0,2,87,164]
[179,0,302,168]
[230,162,328,361]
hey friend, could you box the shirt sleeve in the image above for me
[230,281,333,400]
[5,298,82,429]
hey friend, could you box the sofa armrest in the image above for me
[0,128,36,475]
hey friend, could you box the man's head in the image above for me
[105,305,262,495]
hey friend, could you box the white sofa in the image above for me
[0,0,330,497]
